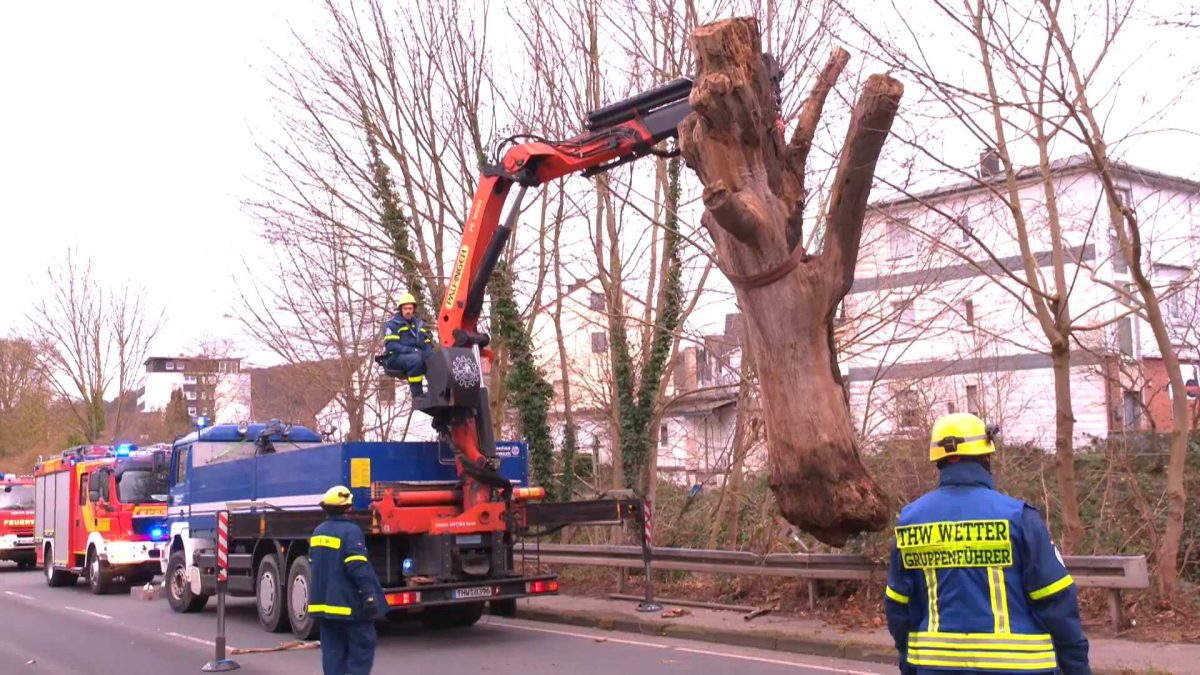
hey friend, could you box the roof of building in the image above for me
[872,154,1200,209]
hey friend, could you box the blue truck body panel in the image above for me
[167,424,528,536]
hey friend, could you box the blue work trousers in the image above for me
[384,351,427,395]
[320,619,377,675]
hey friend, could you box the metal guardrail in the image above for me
[515,543,1148,630]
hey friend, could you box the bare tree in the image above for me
[236,216,395,442]
[27,252,161,443]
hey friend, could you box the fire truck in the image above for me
[34,444,171,594]
[0,472,36,569]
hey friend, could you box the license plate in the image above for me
[453,586,494,599]
[15,538,34,547]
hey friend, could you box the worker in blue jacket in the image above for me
[381,292,435,397]
[884,413,1091,675]
[309,486,388,675]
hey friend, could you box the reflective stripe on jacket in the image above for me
[308,516,387,621]
[382,312,434,355]
[884,461,1092,674]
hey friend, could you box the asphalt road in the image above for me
[0,562,891,675]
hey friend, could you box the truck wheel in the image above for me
[87,548,114,595]
[44,546,77,588]
[422,602,485,629]
[256,554,290,633]
[287,556,320,640]
[166,551,209,613]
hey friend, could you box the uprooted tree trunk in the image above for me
[678,18,903,545]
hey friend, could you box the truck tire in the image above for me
[44,546,77,588]
[422,602,485,629]
[287,556,320,640]
[166,551,209,613]
[256,554,290,633]
[87,548,114,595]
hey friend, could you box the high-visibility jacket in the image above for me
[382,313,434,355]
[309,516,387,621]
[884,461,1091,674]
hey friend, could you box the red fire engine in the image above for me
[34,444,171,593]
[0,472,36,570]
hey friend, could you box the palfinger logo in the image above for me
[444,245,471,311]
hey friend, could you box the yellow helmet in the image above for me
[395,293,417,309]
[929,412,996,462]
[320,485,353,508]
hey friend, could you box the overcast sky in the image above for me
[0,1,307,365]
[2,1,1196,370]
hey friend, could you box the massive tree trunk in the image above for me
[678,18,902,545]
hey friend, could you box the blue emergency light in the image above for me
[197,416,210,429]
[115,443,135,457]
[150,527,166,540]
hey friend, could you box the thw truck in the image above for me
[163,421,643,639]
[34,444,171,593]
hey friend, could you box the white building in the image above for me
[138,356,251,424]
[841,155,1200,445]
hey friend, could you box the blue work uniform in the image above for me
[381,312,434,395]
[884,461,1091,675]
[309,515,388,675]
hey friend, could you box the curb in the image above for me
[514,606,896,665]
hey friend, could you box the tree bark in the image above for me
[1050,346,1083,551]
[679,17,902,545]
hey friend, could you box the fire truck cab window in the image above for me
[117,466,169,504]
[173,446,189,487]
[0,484,33,510]
[79,473,88,505]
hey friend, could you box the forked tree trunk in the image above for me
[678,18,903,545]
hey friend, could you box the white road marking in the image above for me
[501,622,669,649]
[4,591,35,600]
[64,606,113,620]
[166,632,216,647]
[675,646,882,675]
[501,621,884,674]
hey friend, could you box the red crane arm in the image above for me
[436,75,697,349]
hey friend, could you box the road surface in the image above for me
[0,562,891,674]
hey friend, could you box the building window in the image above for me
[896,389,920,428]
[659,424,669,446]
[888,218,915,259]
[1117,318,1134,356]
[590,331,608,353]
[893,300,915,324]
[589,292,605,311]
[964,299,975,328]
[696,348,710,384]
[1109,230,1128,273]
[185,391,197,401]
[187,406,197,417]
[1122,390,1140,430]
[1115,187,1134,210]
[165,361,175,371]
[378,376,395,405]
[966,385,980,416]
[957,214,972,244]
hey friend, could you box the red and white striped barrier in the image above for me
[216,511,229,582]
